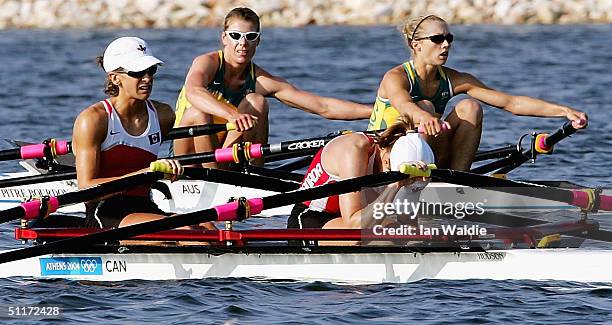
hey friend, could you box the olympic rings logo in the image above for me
[80,259,98,273]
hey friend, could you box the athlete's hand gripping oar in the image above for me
[404,165,612,212]
[0,166,430,264]
[0,123,235,163]
[0,161,182,225]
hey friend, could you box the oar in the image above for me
[181,167,299,192]
[0,161,305,225]
[0,125,446,189]
[0,167,429,264]
[164,122,236,140]
[0,170,77,188]
[0,123,236,162]
[404,165,612,212]
[0,163,175,225]
[0,139,71,162]
[170,124,448,166]
[471,120,583,174]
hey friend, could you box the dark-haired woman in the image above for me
[174,7,372,167]
[368,14,588,171]
[72,36,215,230]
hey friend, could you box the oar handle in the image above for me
[150,161,174,174]
[20,197,60,220]
[398,163,437,177]
[601,195,612,211]
[164,123,236,141]
[571,190,612,212]
[534,121,580,154]
[0,140,71,161]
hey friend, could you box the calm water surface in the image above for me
[0,25,610,323]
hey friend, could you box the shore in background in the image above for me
[1,0,611,29]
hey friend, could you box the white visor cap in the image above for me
[103,37,163,73]
[389,133,435,171]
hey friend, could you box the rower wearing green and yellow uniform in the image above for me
[175,50,256,144]
[370,14,588,171]
[368,60,453,130]
[173,7,371,168]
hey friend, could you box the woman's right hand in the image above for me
[417,112,448,136]
[389,161,430,189]
[230,113,258,132]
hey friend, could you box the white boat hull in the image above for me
[1,248,610,283]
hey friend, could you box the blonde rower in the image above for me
[368,14,587,171]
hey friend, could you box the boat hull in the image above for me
[1,247,610,283]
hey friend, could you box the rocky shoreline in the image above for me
[1,0,611,29]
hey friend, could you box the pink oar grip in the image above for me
[417,123,449,134]
[214,147,234,163]
[214,202,239,221]
[247,198,264,215]
[571,191,590,209]
[19,141,70,159]
[599,194,612,211]
[20,197,59,219]
[249,144,263,159]
[214,198,265,221]
[20,144,45,159]
[55,140,70,155]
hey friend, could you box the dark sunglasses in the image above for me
[226,31,260,42]
[416,33,454,44]
[121,65,158,78]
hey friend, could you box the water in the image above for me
[0,25,611,323]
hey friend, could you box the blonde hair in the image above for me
[398,14,446,44]
[375,114,416,149]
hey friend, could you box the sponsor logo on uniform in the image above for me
[301,163,324,189]
[40,257,103,276]
[148,132,161,145]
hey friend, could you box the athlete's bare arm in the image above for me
[255,67,371,120]
[72,104,116,189]
[449,69,588,126]
[381,65,445,134]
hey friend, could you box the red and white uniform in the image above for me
[98,99,162,196]
[300,134,376,215]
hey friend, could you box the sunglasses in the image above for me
[225,30,260,42]
[119,65,158,78]
[415,33,454,44]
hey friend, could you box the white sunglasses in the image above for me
[225,30,260,42]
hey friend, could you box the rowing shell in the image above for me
[0,246,610,283]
